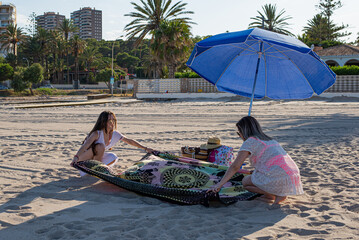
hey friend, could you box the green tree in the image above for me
[0,24,27,56]
[25,12,37,37]
[35,27,51,78]
[4,53,17,69]
[303,14,328,43]
[124,0,194,46]
[70,35,87,83]
[0,63,14,81]
[151,20,192,78]
[80,46,99,82]
[58,19,77,83]
[116,52,140,73]
[248,3,293,36]
[23,63,44,95]
[22,37,42,64]
[11,68,30,92]
[95,68,117,89]
[315,0,350,41]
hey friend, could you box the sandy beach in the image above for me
[0,96,358,239]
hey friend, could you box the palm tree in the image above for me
[58,19,77,83]
[248,4,293,36]
[0,24,26,56]
[48,30,65,83]
[70,35,86,84]
[303,14,328,43]
[124,0,194,46]
[80,46,99,82]
[151,20,191,78]
[22,37,42,64]
[35,27,51,78]
[57,19,77,41]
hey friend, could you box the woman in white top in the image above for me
[71,111,153,174]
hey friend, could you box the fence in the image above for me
[134,76,359,95]
[325,75,359,92]
[134,78,220,94]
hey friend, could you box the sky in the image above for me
[8,0,359,43]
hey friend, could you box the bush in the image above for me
[11,68,30,92]
[0,63,14,81]
[24,63,44,86]
[175,71,200,78]
[331,65,359,75]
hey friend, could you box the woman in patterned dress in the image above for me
[208,116,303,204]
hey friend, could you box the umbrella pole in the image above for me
[248,42,263,116]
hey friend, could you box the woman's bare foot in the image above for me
[274,196,287,204]
[257,195,274,203]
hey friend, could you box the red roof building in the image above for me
[314,44,359,66]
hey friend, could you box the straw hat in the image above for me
[200,136,222,150]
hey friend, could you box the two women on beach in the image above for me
[71,111,303,204]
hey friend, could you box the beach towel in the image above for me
[73,152,258,206]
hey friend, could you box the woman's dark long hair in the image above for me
[83,111,117,144]
[236,116,272,141]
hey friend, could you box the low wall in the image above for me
[134,78,219,94]
[134,76,359,97]
[325,75,359,92]
[53,82,108,89]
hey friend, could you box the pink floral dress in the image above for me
[240,137,304,196]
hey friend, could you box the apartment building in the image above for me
[36,12,65,31]
[0,1,16,56]
[71,7,102,41]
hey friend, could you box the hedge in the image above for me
[330,65,359,75]
[175,71,200,78]
[176,65,359,78]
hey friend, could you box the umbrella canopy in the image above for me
[186,28,336,114]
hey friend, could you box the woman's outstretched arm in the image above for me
[121,136,153,153]
[207,150,250,192]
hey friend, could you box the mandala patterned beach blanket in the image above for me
[73,152,258,206]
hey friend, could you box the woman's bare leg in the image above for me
[77,149,94,161]
[242,175,276,201]
[72,143,105,165]
[93,144,105,161]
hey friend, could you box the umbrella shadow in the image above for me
[264,112,359,148]
[0,173,289,239]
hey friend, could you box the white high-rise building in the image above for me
[71,7,102,41]
[0,1,16,56]
[36,12,65,31]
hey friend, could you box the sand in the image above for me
[0,96,358,239]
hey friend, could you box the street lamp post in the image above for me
[111,41,115,96]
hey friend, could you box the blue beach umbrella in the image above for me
[186,28,336,115]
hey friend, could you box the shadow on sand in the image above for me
[0,170,288,239]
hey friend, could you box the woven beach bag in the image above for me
[181,146,209,160]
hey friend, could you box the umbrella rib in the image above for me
[189,41,258,65]
[265,42,315,93]
[187,47,198,66]
[214,54,241,86]
[244,38,260,53]
[263,54,288,60]
[266,49,298,54]
[227,44,257,53]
